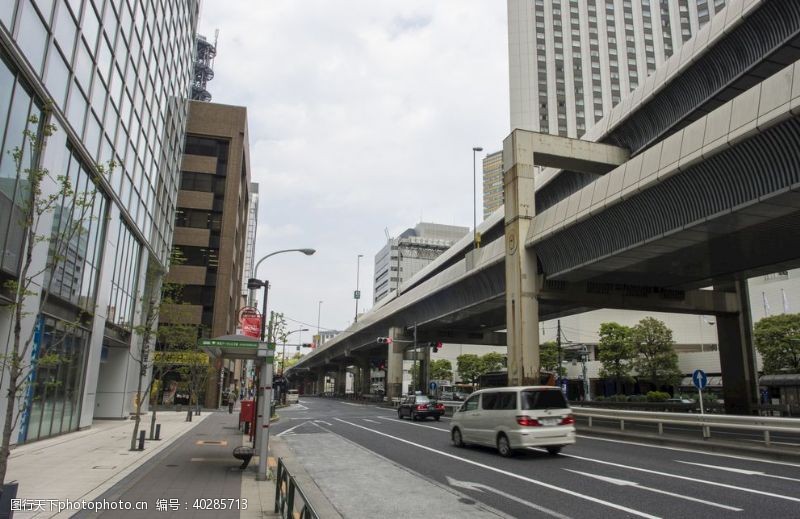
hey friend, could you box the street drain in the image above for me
[92,466,116,470]
[195,440,227,446]
[166,464,179,467]
[458,498,476,505]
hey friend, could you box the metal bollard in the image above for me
[138,430,146,450]
[155,424,161,440]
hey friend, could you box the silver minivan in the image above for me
[450,386,576,457]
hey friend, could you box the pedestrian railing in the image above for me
[573,407,800,446]
[274,457,319,519]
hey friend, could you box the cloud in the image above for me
[198,1,508,332]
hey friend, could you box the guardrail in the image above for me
[274,457,320,519]
[573,407,800,447]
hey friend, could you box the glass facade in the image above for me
[1,0,199,441]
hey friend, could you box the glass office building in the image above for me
[0,0,199,442]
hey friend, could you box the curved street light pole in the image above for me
[248,247,314,482]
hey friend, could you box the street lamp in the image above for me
[354,254,363,323]
[317,300,323,337]
[247,247,315,482]
[280,328,309,375]
[472,146,483,249]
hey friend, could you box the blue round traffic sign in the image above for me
[692,369,708,390]
[429,381,437,391]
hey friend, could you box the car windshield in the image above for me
[415,396,431,404]
[521,389,568,410]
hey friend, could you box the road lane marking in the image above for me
[315,420,332,426]
[565,470,742,511]
[275,421,309,436]
[575,435,800,468]
[677,461,800,483]
[447,477,572,519]
[334,418,659,518]
[342,402,363,407]
[363,419,380,424]
[376,416,449,432]
[552,451,800,503]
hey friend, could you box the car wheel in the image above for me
[434,416,441,421]
[397,409,403,419]
[411,413,418,421]
[452,428,464,447]
[546,446,562,456]
[497,434,513,457]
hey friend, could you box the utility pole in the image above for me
[413,323,418,394]
[556,320,563,392]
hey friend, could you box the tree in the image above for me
[754,313,800,374]
[631,317,682,389]
[597,322,636,394]
[456,354,482,386]
[480,352,505,373]
[539,341,562,374]
[429,359,453,381]
[0,116,111,487]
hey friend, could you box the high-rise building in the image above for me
[508,0,728,137]
[482,151,504,218]
[243,182,258,305]
[165,101,252,406]
[373,223,469,303]
[0,0,199,442]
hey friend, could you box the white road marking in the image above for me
[294,403,309,410]
[315,420,332,426]
[447,476,572,519]
[334,418,659,519]
[677,461,800,483]
[363,419,380,424]
[342,402,362,407]
[576,435,800,468]
[377,415,449,432]
[566,470,742,511]
[275,421,309,437]
[552,451,800,503]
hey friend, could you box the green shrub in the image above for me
[646,391,670,402]
[627,394,647,402]
[595,395,606,401]
[610,394,628,402]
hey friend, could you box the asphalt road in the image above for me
[273,397,800,519]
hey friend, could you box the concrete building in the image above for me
[508,0,729,137]
[164,101,252,407]
[0,0,199,442]
[482,151,504,218]
[374,223,469,303]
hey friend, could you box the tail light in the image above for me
[416,404,428,411]
[516,415,542,426]
[435,404,444,410]
[560,415,575,425]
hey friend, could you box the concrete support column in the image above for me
[360,358,371,396]
[716,280,758,415]
[335,365,347,395]
[315,368,325,394]
[420,343,431,395]
[386,327,406,400]
[503,132,541,386]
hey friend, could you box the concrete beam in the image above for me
[537,282,740,315]
[502,130,629,177]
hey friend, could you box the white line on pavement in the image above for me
[565,470,742,511]
[575,434,800,468]
[334,418,659,519]
[377,415,450,432]
[315,420,332,426]
[447,476,572,519]
[552,450,800,503]
[363,419,380,424]
[676,461,800,483]
[275,421,309,437]
[342,402,363,407]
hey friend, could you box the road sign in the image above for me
[354,290,361,300]
[692,369,708,390]
[429,381,437,391]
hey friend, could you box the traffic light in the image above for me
[429,341,443,353]
[376,337,393,345]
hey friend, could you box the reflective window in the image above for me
[17,0,49,75]
[107,219,141,329]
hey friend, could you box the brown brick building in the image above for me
[163,101,252,407]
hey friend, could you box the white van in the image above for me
[286,389,300,404]
[450,386,576,457]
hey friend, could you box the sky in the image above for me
[197,1,509,339]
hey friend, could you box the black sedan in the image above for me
[397,395,445,421]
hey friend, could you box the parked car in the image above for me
[397,395,445,421]
[286,389,300,404]
[450,386,576,457]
